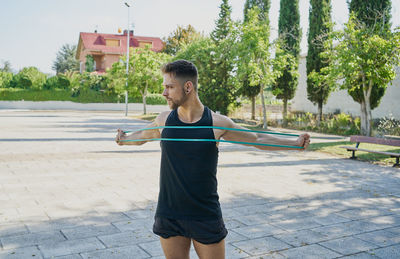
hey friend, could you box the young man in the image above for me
[116,60,310,259]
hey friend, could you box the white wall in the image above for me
[0,101,170,113]
[291,57,400,120]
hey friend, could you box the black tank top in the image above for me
[155,106,222,220]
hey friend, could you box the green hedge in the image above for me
[0,88,167,105]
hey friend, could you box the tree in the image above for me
[205,0,239,115]
[0,71,13,88]
[272,0,301,122]
[52,44,79,74]
[163,25,203,55]
[242,0,271,120]
[0,60,12,73]
[235,7,285,129]
[211,0,232,43]
[306,0,334,123]
[348,0,391,33]
[346,0,392,119]
[322,15,400,136]
[244,0,270,23]
[85,55,95,72]
[109,45,170,114]
[10,67,46,89]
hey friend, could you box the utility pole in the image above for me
[124,2,130,116]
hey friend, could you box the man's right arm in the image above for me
[116,111,169,146]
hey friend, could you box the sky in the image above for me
[0,0,399,75]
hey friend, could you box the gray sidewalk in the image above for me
[0,110,399,259]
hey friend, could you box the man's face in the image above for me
[162,73,187,110]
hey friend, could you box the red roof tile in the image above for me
[79,32,164,55]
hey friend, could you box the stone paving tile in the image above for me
[24,218,83,233]
[319,236,379,256]
[138,240,163,257]
[80,245,150,259]
[231,223,287,239]
[123,209,154,220]
[112,219,153,232]
[86,212,132,225]
[273,229,329,247]
[232,236,291,256]
[270,217,322,232]
[38,237,105,258]
[0,223,29,238]
[222,208,247,219]
[225,230,248,243]
[387,226,400,234]
[355,229,400,247]
[335,208,394,220]
[243,252,285,259]
[233,205,271,216]
[265,210,312,223]
[0,230,66,250]
[0,246,44,259]
[225,243,251,258]
[279,244,341,259]
[61,223,121,240]
[368,243,400,258]
[340,252,380,258]
[348,220,387,234]
[53,254,83,259]
[311,214,351,226]
[367,215,400,228]
[97,230,158,248]
[235,213,271,226]
[224,218,246,230]
[311,221,372,240]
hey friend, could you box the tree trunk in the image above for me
[251,96,256,120]
[142,83,148,115]
[317,101,323,126]
[283,98,288,126]
[260,86,267,129]
[365,94,372,137]
[360,101,368,136]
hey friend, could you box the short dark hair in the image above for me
[161,60,198,90]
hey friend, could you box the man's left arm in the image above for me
[216,115,310,151]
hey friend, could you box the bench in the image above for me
[340,135,400,167]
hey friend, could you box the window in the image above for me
[105,39,120,47]
[138,41,153,48]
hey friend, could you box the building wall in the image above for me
[291,56,400,120]
[104,54,121,70]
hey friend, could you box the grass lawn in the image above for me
[130,113,399,167]
[309,141,400,167]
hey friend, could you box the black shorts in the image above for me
[153,216,228,244]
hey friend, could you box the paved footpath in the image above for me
[0,110,400,259]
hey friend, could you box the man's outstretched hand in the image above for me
[296,133,311,150]
[116,129,126,146]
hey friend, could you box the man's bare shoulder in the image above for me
[211,110,234,128]
[155,110,172,126]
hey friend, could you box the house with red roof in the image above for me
[76,30,164,73]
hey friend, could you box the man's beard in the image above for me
[168,89,188,110]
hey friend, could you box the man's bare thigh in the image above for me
[193,238,225,259]
[160,236,191,259]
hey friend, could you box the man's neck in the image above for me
[178,96,204,124]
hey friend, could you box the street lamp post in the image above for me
[124,2,130,116]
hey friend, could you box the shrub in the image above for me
[0,71,13,88]
[283,112,360,136]
[377,114,400,136]
[57,75,70,89]
[43,76,58,90]
[9,67,46,89]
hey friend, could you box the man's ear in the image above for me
[184,81,194,94]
